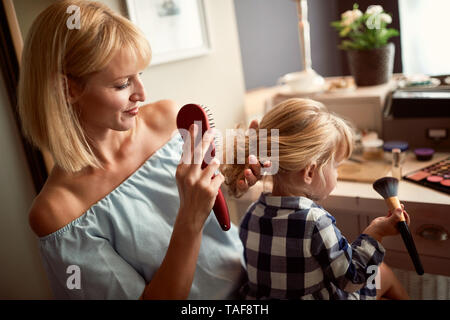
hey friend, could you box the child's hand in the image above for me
[363,204,410,242]
[236,119,272,193]
[236,155,272,192]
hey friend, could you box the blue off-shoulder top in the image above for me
[38,133,246,299]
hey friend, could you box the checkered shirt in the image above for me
[239,193,386,300]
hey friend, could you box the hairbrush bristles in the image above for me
[200,105,219,154]
[201,105,215,128]
[373,177,399,199]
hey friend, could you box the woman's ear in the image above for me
[62,75,82,104]
[301,163,317,185]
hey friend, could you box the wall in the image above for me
[139,0,246,132]
[234,0,344,90]
[233,0,301,90]
[0,64,52,298]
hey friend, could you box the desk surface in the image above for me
[332,152,450,206]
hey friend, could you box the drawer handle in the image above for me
[417,224,448,241]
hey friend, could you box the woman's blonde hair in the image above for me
[222,98,354,197]
[18,0,151,172]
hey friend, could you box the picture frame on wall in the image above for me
[125,0,211,65]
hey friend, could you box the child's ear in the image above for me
[301,163,317,185]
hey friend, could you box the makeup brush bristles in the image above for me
[373,177,399,199]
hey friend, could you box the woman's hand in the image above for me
[175,123,224,233]
[236,119,272,193]
[363,204,410,242]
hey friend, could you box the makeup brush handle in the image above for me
[385,197,406,222]
[397,221,424,275]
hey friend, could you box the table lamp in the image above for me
[278,0,325,93]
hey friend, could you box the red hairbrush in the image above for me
[176,103,231,231]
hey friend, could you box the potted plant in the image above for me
[331,4,399,86]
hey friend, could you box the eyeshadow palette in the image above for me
[404,157,450,194]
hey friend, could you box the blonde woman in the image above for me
[222,98,409,300]
[18,0,262,299]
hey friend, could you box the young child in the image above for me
[222,98,409,300]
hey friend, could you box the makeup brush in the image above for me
[373,177,424,275]
[176,103,230,231]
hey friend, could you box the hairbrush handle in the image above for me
[213,189,230,231]
[176,103,231,231]
[397,221,424,275]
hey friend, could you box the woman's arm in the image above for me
[140,209,203,299]
[141,123,223,299]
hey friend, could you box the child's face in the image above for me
[309,153,344,201]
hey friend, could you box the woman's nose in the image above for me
[130,78,146,102]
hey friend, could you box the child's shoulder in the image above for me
[305,204,336,224]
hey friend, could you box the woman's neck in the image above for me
[83,117,139,166]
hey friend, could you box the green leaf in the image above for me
[330,21,342,28]
[340,26,352,37]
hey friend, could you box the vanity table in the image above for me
[234,79,450,277]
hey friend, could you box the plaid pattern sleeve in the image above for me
[309,208,385,298]
[239,193,385,300]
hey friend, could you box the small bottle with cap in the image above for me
[392,148,402,180]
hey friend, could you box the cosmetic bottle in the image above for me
[392,148,402,180]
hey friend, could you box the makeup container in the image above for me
[362,139,384,160]
[383,141,408,163]
[414,148,435,161]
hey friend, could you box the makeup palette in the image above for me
[404,157,450,194]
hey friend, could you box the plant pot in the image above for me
[346,43,395,86]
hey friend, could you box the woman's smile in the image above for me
[124,106,139,116]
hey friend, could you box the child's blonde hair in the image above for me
[222,98,354,197]
[18,0,151,173]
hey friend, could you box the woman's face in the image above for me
[71,49,147,134]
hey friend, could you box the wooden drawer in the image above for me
[384,250,450,277]
[379,216,450,261]
[360,201,450,261]
[332,206,450,262]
